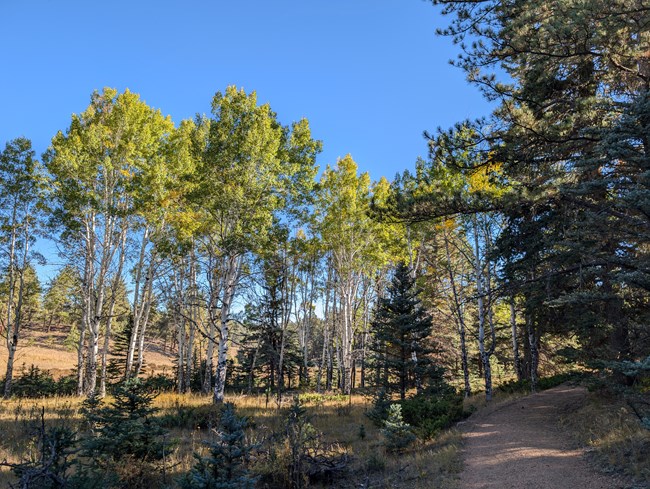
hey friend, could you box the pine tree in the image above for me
[285,396,318,489]
[370,262,433,400]
[182,403,257,489]
[76,378,171,488]
[381,404,415,453]
[404,0,650,380]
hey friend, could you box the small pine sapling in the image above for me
[75,378,172,488]
[182,402,258,489]
[4,407,77,489]
[358,424,366,440]
[285,396,318,489]
[381,404,416,453]
[366,387,391,427]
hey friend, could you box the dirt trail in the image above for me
[458,385,628,489]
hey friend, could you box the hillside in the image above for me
[0,323,176,381]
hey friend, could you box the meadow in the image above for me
[0,390,463,489]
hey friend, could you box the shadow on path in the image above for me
[458,386,627,489]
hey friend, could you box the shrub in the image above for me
[6,365,77,398]
[181,403,258,489]
[358,423,366,440]
[366,388,391,427]
[159,403,219,430]
[10,364,57,397]
[54,375,77,396]
[75,379,173,488]
[286,396,319,489]
[259,396,350,488]
[400,392,464,439]
[381,404,416,453]
[298,392,348,404]
[142,373,176,394]
[8,408,77,489]
[365,452,386,473]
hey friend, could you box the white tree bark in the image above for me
[213,254,241,403]
[443,228,472,398]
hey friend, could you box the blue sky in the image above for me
[1,0,491,182]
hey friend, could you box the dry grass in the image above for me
[0,395,83,485]
[0,329,76,377]
[0,325,175,380]
[559,389,650,485]
[0,391,463,488]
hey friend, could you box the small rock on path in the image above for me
[458,385,628,489]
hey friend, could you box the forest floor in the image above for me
[457,384,635,489]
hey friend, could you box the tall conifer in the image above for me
[371,262,433,400]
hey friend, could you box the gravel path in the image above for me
[458,385,629,489]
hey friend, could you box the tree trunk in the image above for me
[3,219,30,399]
[99,313,113,397]
[525,312,538,392]
[443,229,471,398]
[317,263,333,393]
[510,299,522,381]
[83,212,114,396]
[213,254,241,403]
[176,308,185,393]
[100,225,128,396]
[204,252,222,394]
[76,327,86,396]
[125,227,150,378]
[473,217,492,402]
[126,227,158,380]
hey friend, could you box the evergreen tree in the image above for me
[76,378,171,488]
[182,403,257,489]
[391,0,650,381]
[284,396,318,489]
[42,265,81,333]
[381,404,416,453]
[370,262,433,400]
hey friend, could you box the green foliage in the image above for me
[365,452,386,473]
[399,365,464,438]
[497,371,587,395]
[193,86,321,253]
[141,372,177,393]
[0,263,43,321]
[357,424,366,440]
[285,396,318,489]
[181,403,257,489]
[597,358,650,430]
[297,392,348,404]
[236,245,303,394]
[370,261,434,399]
[400,394,463,440]
[159,403,219,430]
[42,265,81,331]
[7,364,76,398]
[75,378,172,488]
[381,404,416,453]
[366,387,391,427]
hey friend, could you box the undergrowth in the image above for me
[560,387,650,486]
[0,390,463,488]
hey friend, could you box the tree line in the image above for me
[2,0,649,404]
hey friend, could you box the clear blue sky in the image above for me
[1,0,491,182]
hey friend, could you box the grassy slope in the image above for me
[0,323,176,379]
